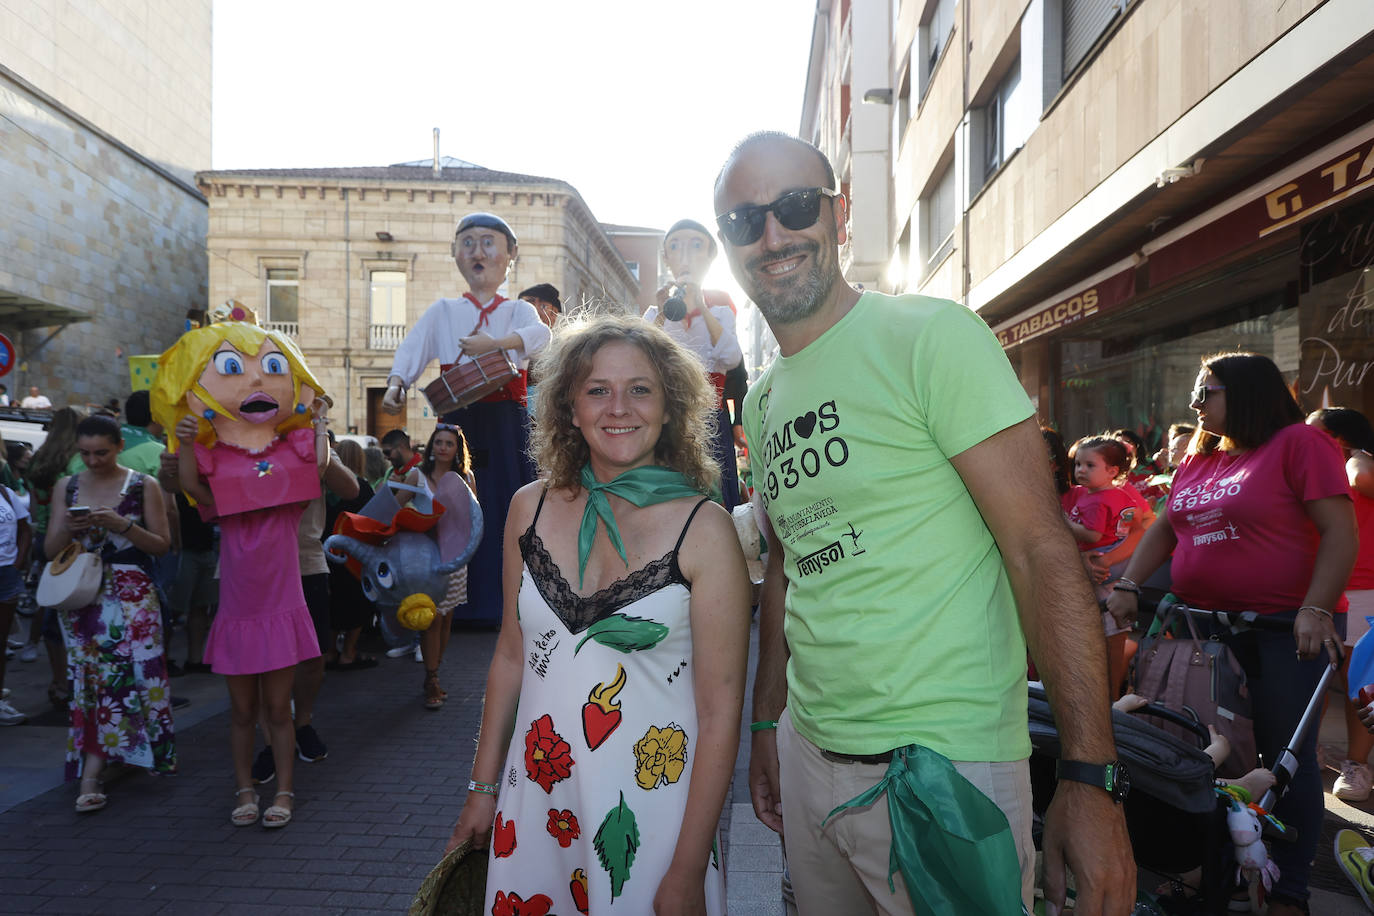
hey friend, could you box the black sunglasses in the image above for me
[1191,384,1225,405]
[716,187,839,247]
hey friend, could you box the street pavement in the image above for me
[2,613,1371,914]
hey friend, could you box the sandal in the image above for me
[423,670,445,710]
[263,790,294,828]
[75,776,106,814]
[231,787,259,827]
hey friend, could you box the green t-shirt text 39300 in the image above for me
[743,292,1035,762]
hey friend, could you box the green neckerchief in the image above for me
[577,464,703,588]
[822,744,1026,915]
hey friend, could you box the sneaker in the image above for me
[1336,760,1374,802]
[0,699,25,726]
[251,745,275,784]
[295,724,328,763]
[385,642,416,659]
[1335,828,1374,910]
[6,636,24,649]
[18,642,39,663]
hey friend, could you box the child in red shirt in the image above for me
[1064,435,1138,696]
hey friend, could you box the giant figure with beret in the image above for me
[383,213,551,625]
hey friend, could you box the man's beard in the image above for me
[743,241,836,325]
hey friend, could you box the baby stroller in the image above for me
[1028,603,1335,914]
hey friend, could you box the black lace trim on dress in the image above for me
[518,528,685,635]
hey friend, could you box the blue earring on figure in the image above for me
[295,403,307,414]
[203,409,215,420]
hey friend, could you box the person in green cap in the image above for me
[717,132,1136,916]
[445,315,751,915]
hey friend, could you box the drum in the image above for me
[422,351,519,416]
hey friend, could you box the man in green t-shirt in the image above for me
[716,133,1134,916]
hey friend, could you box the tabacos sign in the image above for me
[996,289,1099,346]
[993,268,1134,348]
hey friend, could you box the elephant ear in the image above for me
[435,485,484,574]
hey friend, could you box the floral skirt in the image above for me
[58,563,177,780]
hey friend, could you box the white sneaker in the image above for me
[1335,760,1374,802]
[18,642,39,663]
[0,699,26,726]
[385,643,415,659]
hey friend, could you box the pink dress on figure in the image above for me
[197,427,322,675]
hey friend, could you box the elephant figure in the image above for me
[324,483,483,646]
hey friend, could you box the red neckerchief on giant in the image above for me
[464,292,506,331]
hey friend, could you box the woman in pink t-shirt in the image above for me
[1106,353,1355,915]
[1307,407,1374,804]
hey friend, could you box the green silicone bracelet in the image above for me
[750,720,779,733]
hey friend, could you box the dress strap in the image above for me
[672,498,713,555]
[528,484,551,532]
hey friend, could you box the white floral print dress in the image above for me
[484,493,724,916]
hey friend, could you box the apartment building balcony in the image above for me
[264,321,298,338]
[370,323,406,350]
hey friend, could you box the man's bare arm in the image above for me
[950,417,1134,916]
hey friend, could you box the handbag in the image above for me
[37,541,104,611]
[1130,600,1257,778]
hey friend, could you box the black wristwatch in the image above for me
[1056,758,1130,803]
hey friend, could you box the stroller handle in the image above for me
[1134,702,1212,746]
[1152,600,1298,633]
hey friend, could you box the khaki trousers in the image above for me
[777,709,1035,915]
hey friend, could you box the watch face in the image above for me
[1109,761,1131,802]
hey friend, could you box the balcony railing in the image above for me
[264,321,299,338]
[370,324,406,350]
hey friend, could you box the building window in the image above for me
[976,59,1027,190]
[265,269,299,335]
[896,49,913,149]
[1063,0,1129,79]
[923,162,956,267]
[626,260,640,282]
[369,270,407,350]
[918,0,955,99]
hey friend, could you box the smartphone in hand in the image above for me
[69,506,91,519]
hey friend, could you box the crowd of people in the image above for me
[3,132,1374,916]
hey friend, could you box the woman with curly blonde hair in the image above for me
[447,314,750,914]
[529,314,720,495]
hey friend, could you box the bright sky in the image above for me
[213,0,816,299]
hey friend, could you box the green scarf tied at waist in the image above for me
[576,464,704,588]
[822,744,1027,915]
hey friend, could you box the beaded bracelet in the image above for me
[1112,582,1141,595]
[1298,605,1333,621]
[749,720,779,733]
[1116,576,1141,591]
[468,779,499,797]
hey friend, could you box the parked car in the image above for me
[0,406,50,452]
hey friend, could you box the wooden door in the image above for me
[367,387,407,440]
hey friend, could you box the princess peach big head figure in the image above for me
[150,308,332,829]
[151,314,328,516]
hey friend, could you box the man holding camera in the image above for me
[382,212,550,625]
[643,219,744,509]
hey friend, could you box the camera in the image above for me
[662,287,688,322]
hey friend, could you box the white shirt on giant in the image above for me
[641,304,743,374]
[388,295,552,387]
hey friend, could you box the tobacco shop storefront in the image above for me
[995,123,1374,450]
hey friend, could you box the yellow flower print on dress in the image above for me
[632,724,688,790]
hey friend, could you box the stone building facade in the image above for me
[0,1,212,407]
[196,161,641,440]
[602,224,666,314]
